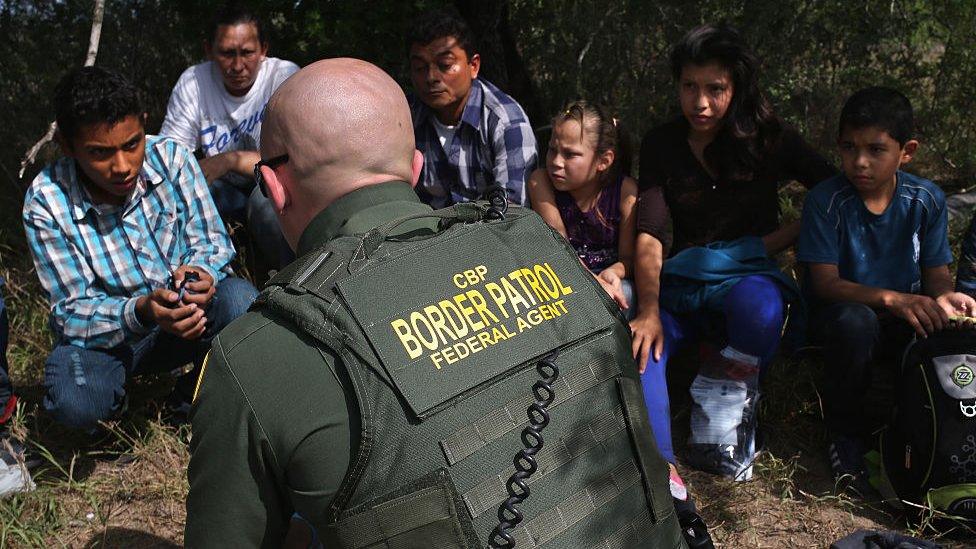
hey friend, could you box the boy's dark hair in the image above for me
[407,8,477,59]
[839,86,914,145]
[670,24,782,182]
[208,6,265,45]
[54,66,144,142]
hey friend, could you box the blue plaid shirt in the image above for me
[23,135,235,349]
[410,78,537,208]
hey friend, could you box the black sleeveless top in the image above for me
[637,117,835,255]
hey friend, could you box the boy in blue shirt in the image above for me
[798,86,976,492]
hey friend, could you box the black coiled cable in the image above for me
[488,354,560,548]
[483,183,509,221]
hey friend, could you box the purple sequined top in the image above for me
[555,176,623,271]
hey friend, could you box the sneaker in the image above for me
[667,465,715,548]
[686,374,760,481]
[162,391,193,428]
[0,435,35,497]
[828,433,876,498]
[674,496,714,549]
[669,465,688,502]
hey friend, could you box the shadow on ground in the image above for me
[83,527,181,549]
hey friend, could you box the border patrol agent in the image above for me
[185,58,685,548]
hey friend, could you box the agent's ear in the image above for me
[469,53,481,79]
[259,164,291,214]
[900,139,919,165]
[203,39,213,60]
[411,149,424,188]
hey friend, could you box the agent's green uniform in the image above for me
[186,181,684,548]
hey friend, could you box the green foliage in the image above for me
[508,0,976,184]
[2,0,976,194]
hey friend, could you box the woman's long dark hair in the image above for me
[671,24,782,182]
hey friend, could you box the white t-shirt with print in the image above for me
[160,57,299,157]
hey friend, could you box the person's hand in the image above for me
[173,265,215,308]
[629,308,665,374]
[137,289,207,340]
[595,270,629,311]
[936,291,976,319]
[884,291,948,337]
[197,154,232,183]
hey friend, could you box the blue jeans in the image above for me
[43,277,257,431]
[211,177,293,274]
[811,302,913,437]
[0,280,12,417]
[210,178,251,223]
[640,275,785,464]
[246,185,294,272]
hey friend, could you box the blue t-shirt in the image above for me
[797,171,952,294]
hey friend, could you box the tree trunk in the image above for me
[453,0,545,126]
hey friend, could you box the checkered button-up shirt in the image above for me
[410,78,537,209]
[23,135,235,349]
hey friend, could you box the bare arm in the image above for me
[762,220,801,256]
[527,168,568,239]
[602,176,638,280]
[596,177,639,311]
[629,232,665,370]
[923,264,976,319]
[922,264,954,298]
[808,262,948,336]
[198,150,261,184]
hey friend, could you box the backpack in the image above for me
[880,330,976,522]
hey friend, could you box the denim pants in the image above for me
[0,280,12,416]
[640,275,784,480]
[246,185,294,272]
[212,177,294,274]
[811,302,914,438]
[43,277,257,431]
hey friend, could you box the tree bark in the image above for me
[19,0,105,180]
[453,0,545,126]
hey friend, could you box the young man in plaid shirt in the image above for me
[407,9,538,209]
[21,66,257,432]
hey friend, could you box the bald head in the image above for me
[260,58,416,207]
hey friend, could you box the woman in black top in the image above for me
[632,25,835,492]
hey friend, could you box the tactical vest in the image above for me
[256,202,685,548]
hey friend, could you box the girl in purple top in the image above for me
[527,101,638,318]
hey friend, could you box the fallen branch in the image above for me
[18,0,105,180]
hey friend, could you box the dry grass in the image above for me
[2,198,976,548]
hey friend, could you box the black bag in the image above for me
[880,330,976,521]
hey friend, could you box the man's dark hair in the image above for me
[839,86,914,145]
[208,6,266,45]
[407,8,477,59]
[54,66,144,142]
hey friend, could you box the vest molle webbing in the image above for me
[257,203,685,548]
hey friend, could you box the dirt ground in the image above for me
[1,357,973,549]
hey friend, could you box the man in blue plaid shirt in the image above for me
[21,67,257,432]
[407,9,537,209]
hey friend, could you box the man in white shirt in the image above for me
[161,7,299,277]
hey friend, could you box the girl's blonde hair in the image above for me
[552,100,631,227]
[553,100,630,187]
